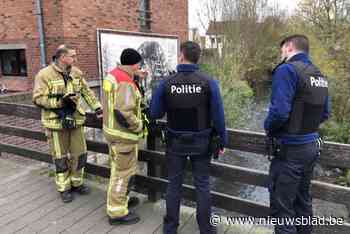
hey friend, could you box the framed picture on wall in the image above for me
[97,29,179,102]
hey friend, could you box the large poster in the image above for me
[97,29,179,102]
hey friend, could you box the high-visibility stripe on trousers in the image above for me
[46,127,87,192]
[107,142,138,218]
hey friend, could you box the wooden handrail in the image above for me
[0,125,349,208]
[0,102,349,168]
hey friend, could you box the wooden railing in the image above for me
[0,101,349,233]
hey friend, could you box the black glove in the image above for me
[62,93,76,110]
[211,135,221,159]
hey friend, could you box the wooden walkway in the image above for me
[0,157,272,234]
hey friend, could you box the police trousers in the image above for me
[46,127,87,192]
[107,142,138,218]
[163,152,215,234]
[268,142,319,234]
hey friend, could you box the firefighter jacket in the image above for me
[33,63,101,130]
[102,66,144,144]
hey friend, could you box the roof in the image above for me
[206,21,237,35]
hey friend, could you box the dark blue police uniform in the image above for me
[150,64,227,234]
[264,53,331,234]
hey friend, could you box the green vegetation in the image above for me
[200,0,350,186]
[200,62,254,129]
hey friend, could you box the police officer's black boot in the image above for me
[60,190,73,203]
[71,184,90,195]
[108,211,140,225]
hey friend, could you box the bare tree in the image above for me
[298,0,350,60]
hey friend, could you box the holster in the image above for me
[210,134,221,159]
[265,137,286,160]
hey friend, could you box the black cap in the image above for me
[120,48,142,65]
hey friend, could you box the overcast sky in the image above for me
[189,0,300,35]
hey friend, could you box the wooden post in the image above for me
[147,121,162,202]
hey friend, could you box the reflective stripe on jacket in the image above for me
[33,63,101,129]
[102,67,143,144]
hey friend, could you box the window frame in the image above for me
[138,0,152,32]
[0,49,28,77]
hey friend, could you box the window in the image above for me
[139,0,151,31]
[0,49,27,76]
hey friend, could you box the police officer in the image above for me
[33,45,102,203]
[264,35,330,234]
[102,48,147,225]
[149,41,227,234]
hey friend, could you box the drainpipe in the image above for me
[35,0,47,67]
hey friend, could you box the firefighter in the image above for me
[102,48,147,225]
[33,45,102,203]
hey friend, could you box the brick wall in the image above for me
[0,0,188,91]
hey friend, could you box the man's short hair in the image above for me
[180,41,201,64]
[54,45,74,60]
[280,34,309,54]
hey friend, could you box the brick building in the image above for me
[0,0,188,91]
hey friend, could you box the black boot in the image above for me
[71,184,90,195]
[128,197,140,209]
[60,190,73,203]
[109,211,140,225]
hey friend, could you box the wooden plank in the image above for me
[0,196,62,233]
[131,210,164,234]
[153,203,196,234]
[85,215,114,234]
[39,193,105,233]
[0,185,57,227]
[135,175,350,234]
[0,174,49,198]
[141,150,350,208]
[311,181,350,208]
[178,214,200,234]
[0,177,51,207]
[84,216,114,234]
[0,167,45,187]
[0,143,52,164]
[0,124,46,141]
[16,189,100,234]
[318,142,350,168]
[108,202,157,234]
[313,222,350,234]
[0,164,43,186]
[61,205,106,234]
[0,180,54,218]
[0,102,40,120]
[133,175,270,217]
[1,141,350,211]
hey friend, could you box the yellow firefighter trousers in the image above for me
[46,127,87,192]
[107,142,138,218]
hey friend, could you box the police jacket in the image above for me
[102,66,144,144]
[33,63,101,130]
[264,53,331,144]
[149,64,227,148]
